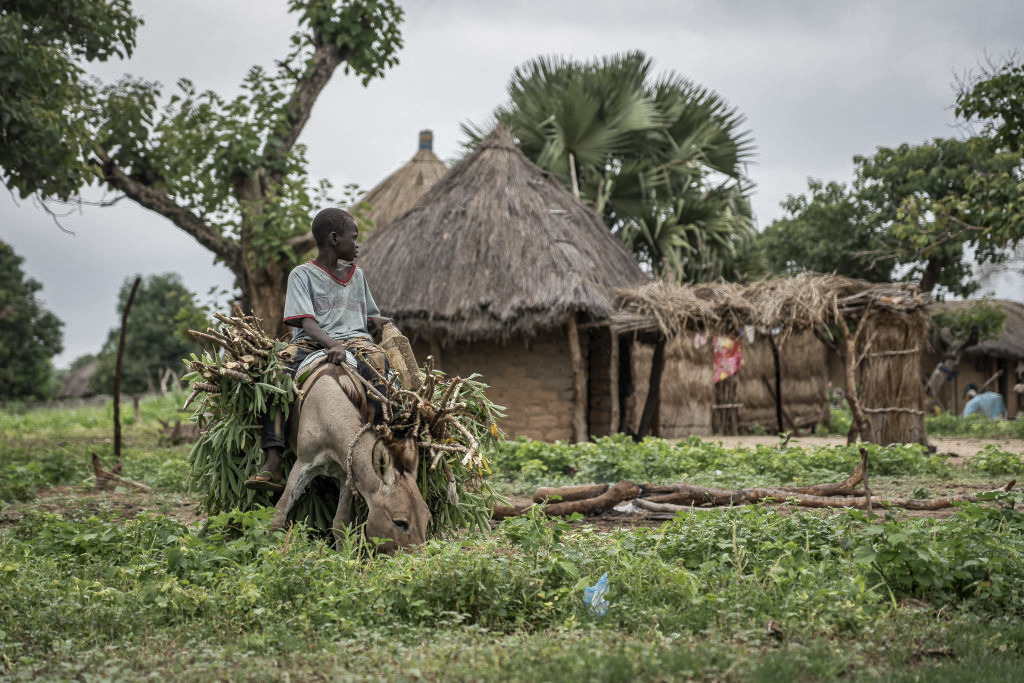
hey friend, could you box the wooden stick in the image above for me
[567,314,588,444]
[533,483,609,504]
[113,277,142,460]
[493,481,640,519]
[860,446,872,516]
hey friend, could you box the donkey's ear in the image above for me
[394,438,419,474]
[372,438,393,482]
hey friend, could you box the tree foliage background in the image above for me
[464,51,757,283]
[89,273,206,395]
[0,0,404,331]
[759,58,1024,297]
[0,242,64,401]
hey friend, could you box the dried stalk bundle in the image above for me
[612,273,930,341]
[182,309,504,537]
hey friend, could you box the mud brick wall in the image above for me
[412,330,579,441]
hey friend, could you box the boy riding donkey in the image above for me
[245,208,392,492]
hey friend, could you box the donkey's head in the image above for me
[349,430,429,553]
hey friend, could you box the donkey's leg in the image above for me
[271,461,319,530]
[332,483,354,550]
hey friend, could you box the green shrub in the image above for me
[966,445,1024,475]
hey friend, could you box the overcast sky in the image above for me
[4,0,1023,366]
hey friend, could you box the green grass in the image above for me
[2,397,1024,681]
[926,411,1024,438]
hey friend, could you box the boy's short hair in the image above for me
[312,208,357,246]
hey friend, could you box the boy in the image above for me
[245,208,391,491]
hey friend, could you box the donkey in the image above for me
[270,362,430,553]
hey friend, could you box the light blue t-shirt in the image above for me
[962,392,1007,419]
[282,261,380,344]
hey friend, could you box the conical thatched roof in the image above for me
[358,130,448,229]
[932,299,1024,359]
[58,359,98,399]
[359,127,647,344]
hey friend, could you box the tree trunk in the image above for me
[241,261,291,338]
[918,255,948,295]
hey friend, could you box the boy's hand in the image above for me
[368,316,394,334]
[325,344,347,365]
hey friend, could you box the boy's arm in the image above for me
[300,318,348,365]
[362,274,392,338]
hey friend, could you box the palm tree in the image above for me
[463,51,756,282]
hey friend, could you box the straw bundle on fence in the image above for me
[612,273,926,340]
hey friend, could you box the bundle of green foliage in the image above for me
[183,311,502,537]
[0,241,64,401]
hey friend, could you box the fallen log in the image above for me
[639,461,867,504]
[635,480,1015,512]
[533,483,608,504]
[494,480,640,519]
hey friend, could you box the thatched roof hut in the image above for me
[58,359,98,399]
[931,299,1024,361]
[357,130,449,229]
[927,299,1024,418]
[612,275,932,445]
[360,126,647,345]
[359,127,647,442]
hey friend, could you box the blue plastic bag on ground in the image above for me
[583,573,610,616]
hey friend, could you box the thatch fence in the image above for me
[612,274,931,445]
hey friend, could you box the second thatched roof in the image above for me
[359,127,647,344]
[931,299,1024,359]
[357,130,449,229]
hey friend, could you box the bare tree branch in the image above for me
[286,232,316,254]
[263,42,353,182]
[93,150,243,272]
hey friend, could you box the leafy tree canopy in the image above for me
[761,59,1024,297]
[464,51,757,282]
[90,273,205,395]
[1,1,404,331]
[757,179,889,282]
[0,0,140,199]
[0,241,64,401]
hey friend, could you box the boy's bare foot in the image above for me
[244,470,284,492]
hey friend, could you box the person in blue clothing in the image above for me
[962,384,1007,420]
[245,207,391,491]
